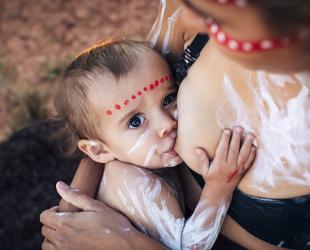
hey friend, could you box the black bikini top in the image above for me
[173,34,209,88]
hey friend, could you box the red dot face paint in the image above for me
[106,75,171,116]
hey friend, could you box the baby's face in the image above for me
[88,53,183,168]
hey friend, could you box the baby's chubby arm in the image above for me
[97,161,184,250]
[182,127,256,249]
[99,127,256,250]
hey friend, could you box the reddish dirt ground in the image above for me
[0,0,158,141]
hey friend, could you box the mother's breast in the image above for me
[176,43,310,198]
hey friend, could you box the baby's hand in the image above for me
[197,127,256,192]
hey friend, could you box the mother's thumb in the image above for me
[56,181,102,212]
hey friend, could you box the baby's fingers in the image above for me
[196,147,210,177]
[243,146,256,171]
[215,129,231,159]
[227,127,243,165]
[237,133,255,169]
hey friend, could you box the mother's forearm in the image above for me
[58,157,104,212]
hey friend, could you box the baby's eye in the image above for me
[163,92,177,107]
[128,114,145,129]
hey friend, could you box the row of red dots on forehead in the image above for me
[106,75,172,116]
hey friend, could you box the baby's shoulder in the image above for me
[104,160,157,185]
[96,161,168,203]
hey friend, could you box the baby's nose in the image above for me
[158,114,177,138]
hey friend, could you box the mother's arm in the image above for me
[58,157,103,212]
[41,180,167,250]
[147,0,203,60]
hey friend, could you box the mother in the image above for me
[41,0,310,249]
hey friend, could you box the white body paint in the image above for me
[127,129,150,154]
[149,0,167,49]
[182,199,229,249]
[161,6,182,55]
[216,71,310,190]
[149,0,183,56]
[173,108,178,120]
[102,166,228,250]
[144,144,158,167]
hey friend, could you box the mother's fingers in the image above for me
[56,181,104,212]
[42,238,56,250]
[40,206,66,229]
[42,226,57,241]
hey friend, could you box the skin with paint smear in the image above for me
[149,0,310,249]
[79,51,182,169]
[41,1,309,249]
[62,43,256,249]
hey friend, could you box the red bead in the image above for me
[143,87,148,91]
[106,110,112,115]
[115,104,121,110]
[131,95,136,100]
[124,100,129,106]
[137,90,142,96]
[150,84,154,90]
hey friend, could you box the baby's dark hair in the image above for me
[54,38,152,156]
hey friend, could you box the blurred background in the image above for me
[0,1,157,249]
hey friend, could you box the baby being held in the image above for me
[55,38,256,249]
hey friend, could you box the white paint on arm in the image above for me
[98,162,231,249]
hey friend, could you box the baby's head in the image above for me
[55,38,182,169]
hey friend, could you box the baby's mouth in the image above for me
[162,146,183,167]
[165,149,178,156]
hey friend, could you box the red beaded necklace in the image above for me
[205,18,308,53]
[205,0,308,53]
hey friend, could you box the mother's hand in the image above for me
[40,181,147,250]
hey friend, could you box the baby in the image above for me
[55,38,256,249]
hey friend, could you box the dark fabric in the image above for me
[173,33,208,87]
[0,120,80,250]
[213,234,246,250]
[228,189,310,249]
[190,169,310,249]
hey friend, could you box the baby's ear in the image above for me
[78,140,115,164]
